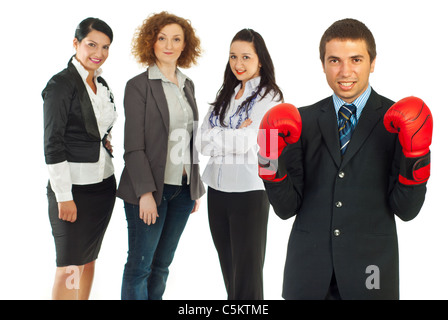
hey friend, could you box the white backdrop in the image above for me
[0,0,447,300]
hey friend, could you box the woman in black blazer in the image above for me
[116,12,205,300]
[42,18,117,300]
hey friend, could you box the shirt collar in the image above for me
[71,56,103,81]
[234,76,261,95]
[332,85,371,119]
[148,63,189,88]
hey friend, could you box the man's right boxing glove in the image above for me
[384,96,433,185]
[257,103,302,182]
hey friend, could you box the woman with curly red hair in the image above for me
[117,12,205,300]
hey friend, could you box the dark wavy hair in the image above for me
[211,29,283,126]
[75,17,113,43]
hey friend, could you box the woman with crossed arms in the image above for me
[196,28,283,300]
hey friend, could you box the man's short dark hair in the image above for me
[319,18,376,64]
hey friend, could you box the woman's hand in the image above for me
[105,139,113,154]
[139,192,159,225]
[239,118,253,128]
[191,199,201,214]
[58,200,77,223]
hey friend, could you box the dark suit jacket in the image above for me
[264,89,427,300]
[116,70,205,206]
[43,58,114,165]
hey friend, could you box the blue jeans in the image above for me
[121,184,194,300]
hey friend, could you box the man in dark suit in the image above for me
[257,18,432,299]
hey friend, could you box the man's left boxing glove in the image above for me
[384,96,433,185]
[257,103,302,182]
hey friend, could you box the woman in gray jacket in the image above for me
[116,12,205,300]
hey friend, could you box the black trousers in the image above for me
[207,187,270,300]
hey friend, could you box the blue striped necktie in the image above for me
[338,104,357,155]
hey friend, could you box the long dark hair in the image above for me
[211,29,283,126]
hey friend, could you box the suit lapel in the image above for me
[148,78,170,134]
[68,61,101,140]
[183,80,198,120]
[341,89,384,168]
[148,76,198,134]
[318,98,342,167]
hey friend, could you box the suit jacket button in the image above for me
[334,229,341,236]
[338,171,345,178]
[335,201,343,208]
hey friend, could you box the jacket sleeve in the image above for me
[43,75,71,165]
[263,140,305,220]
[43,75,74,202]
[388,139,427,221]
[122,80,157,199]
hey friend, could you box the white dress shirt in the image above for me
[47,57,117,202]
[196,77,281,192]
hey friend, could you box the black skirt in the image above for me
[47,175,116,267]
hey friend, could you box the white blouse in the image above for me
[196,77,281,192]
[147,64,193,186]
[47,57,118,202]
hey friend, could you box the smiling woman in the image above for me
[195,28,284,300]
[73,30,111,93]
[229,40,262,99]
[42,17,117,300]
[73,18,113,93]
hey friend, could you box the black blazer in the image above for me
[116,70,205,206]
[264,89,427,299]
[42,58,114,165]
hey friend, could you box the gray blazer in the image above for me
[116,70,205,205]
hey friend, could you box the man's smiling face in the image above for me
[322,38,376,103]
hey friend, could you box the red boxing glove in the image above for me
[384,96,433,185]
[257,103,302,182]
